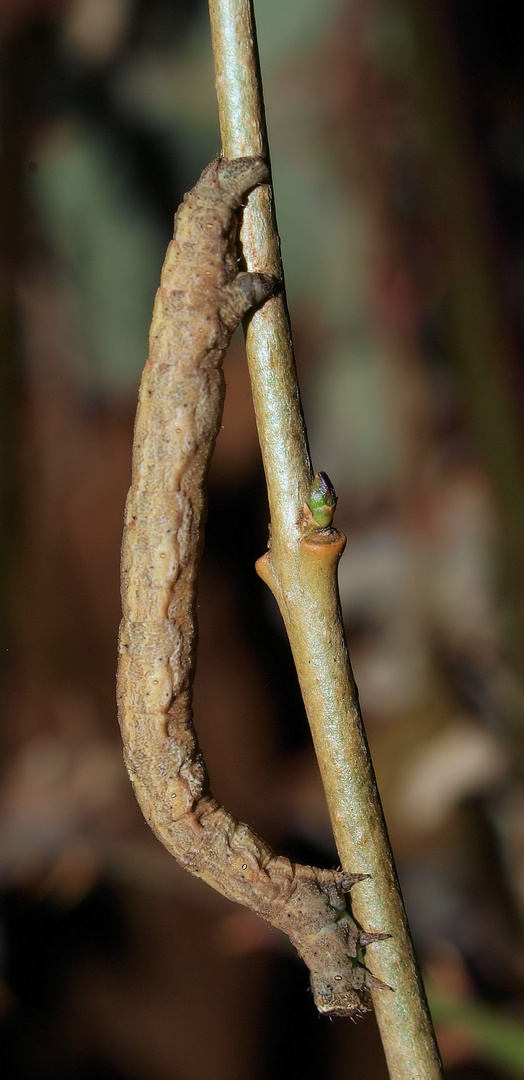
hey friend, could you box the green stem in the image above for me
[208,1,443,1077]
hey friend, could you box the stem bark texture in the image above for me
[208,1,444,1077]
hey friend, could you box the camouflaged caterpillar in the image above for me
[117,156,388,1015]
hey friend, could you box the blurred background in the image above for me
[2,0,524,1077]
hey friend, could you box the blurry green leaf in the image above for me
[428,986,524,1078]
[29,120,165,396]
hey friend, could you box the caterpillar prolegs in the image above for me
[117,156,388,1015]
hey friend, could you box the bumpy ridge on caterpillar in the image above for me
[117,156,388,1015]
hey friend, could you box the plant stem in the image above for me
[208,1,443,1077]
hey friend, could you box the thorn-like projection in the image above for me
[365,971,394,992]
[341,873,370,892]
[319,872,368,910]
[359,930,392,947]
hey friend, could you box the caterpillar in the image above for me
[117,156,388,1015]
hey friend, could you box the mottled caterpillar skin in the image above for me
[117,157,387,1015]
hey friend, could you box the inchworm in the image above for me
[117,156,388,1015]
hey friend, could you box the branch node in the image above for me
[301,528,347,564]
[255,549,279,596]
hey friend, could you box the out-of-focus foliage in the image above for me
[32,121,164,394]
[428,987,524,1080]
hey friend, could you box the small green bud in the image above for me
[307,471,337,527]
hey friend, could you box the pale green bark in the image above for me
[208,1,444,1077]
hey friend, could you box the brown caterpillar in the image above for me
[117,156,388,1015]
